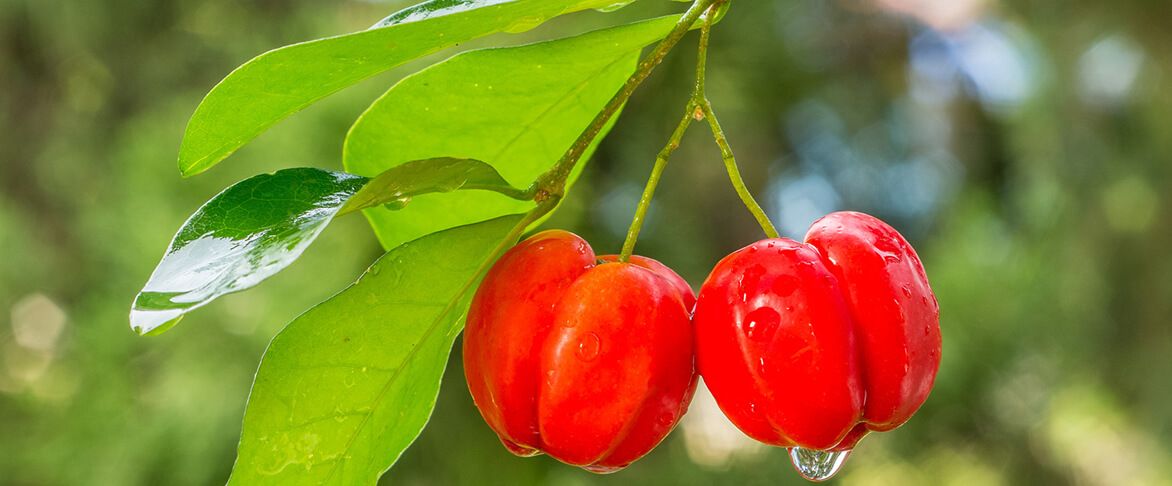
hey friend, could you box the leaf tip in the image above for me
[177,152,211,178]
[130,307,184,336]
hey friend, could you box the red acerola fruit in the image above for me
[693,211,941,451]
[463,230,697,473]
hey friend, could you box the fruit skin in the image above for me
[463,230,697,473]
[693,211,941,451]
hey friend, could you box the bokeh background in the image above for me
[2,0,1170,484]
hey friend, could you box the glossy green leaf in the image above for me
[339,157,526,216]
[130,168,367,335]
[228,214,522,485]
[345,14,685,250]
[132,158,531,335]
[178,0,642,177]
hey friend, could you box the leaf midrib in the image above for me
[319,234,509,484]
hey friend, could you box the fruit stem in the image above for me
[619,1,777,260]
[619,102,696,262]
[699,101,779,239]
[694,3,780,240]
[535,0,719,200]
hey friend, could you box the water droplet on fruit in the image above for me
[901,285,913,298]
[742,307,780,342]
[749,246,759,254]
[788,447,851,482]
[874,236,899,253]
[576,333,601,361]
[657,410,676,427]
[884,254,900,265]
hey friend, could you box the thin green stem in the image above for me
[619,103,696,262]
[694,2,780,239]
[616,3,737,260]
[699,101,779,239]
[694,5,712,97]
[536,0,718,202]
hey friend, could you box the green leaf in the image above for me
[178,0,642,177]
[130,168,367,335]
[339,157,526,216]
[228,214,522,485]
[345,14,686,250]
[132,158,529,335]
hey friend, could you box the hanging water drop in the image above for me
[742,307,780,342]
[788,447,851,482]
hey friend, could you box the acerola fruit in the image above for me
[463,230,697,473]
[693,211,941,452]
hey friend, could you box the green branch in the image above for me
[535,0,720,202]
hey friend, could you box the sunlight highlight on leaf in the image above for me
[130,169,366,335]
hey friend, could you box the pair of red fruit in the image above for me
[463,211,941,475]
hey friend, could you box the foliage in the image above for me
[1,0,1170,484]
[230,215,521,485]
[131,1,712,483]
[177,0,643,176]
[345,14,685,250]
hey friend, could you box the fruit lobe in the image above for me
[693,211,941,451]
[464,230,697,472]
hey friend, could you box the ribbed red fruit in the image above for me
[464,230,697,473]
[693,211,941,451]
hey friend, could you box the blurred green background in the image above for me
[1,0,1169,484]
